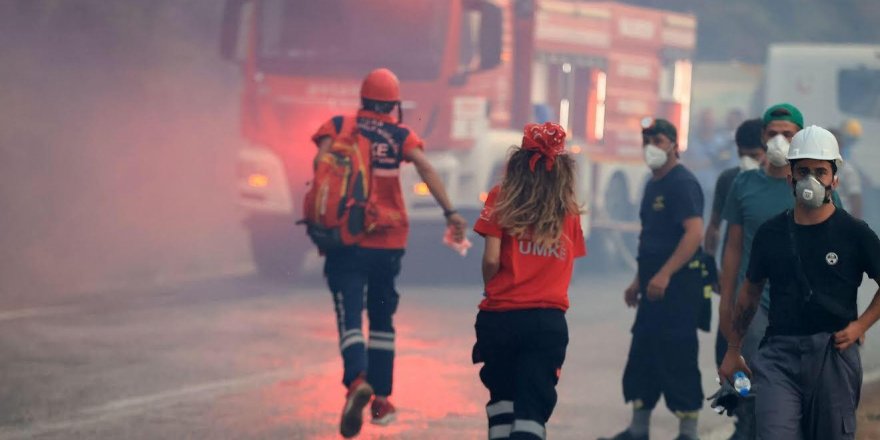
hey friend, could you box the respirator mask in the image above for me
[644,144,670,170]
[766,135,790,167]
[739,156,761,171]
[794,175,833,209]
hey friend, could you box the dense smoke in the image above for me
[0,1,250,305]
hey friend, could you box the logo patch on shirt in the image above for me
[652,195,665,211]
[479,205,492,222]
[825,252,839,266]
[518,241,566,260]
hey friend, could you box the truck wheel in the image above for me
[246,214,307,279]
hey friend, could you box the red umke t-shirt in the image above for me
[473,186,586,312]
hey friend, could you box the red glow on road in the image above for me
[262,326,487,437]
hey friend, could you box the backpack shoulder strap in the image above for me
[335,115,358,138]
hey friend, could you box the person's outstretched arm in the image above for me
[405,148,467,240]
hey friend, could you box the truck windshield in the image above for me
[839,68,880,119]
[257,0,450,81]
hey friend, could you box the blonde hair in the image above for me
[492,147,580,247]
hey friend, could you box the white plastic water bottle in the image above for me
[733,371,751,397]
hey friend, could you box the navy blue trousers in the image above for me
[324,247,404,397]
[623,257,705,412]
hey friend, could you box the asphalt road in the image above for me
[2,268,879,439]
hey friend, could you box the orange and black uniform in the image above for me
[312,109,422,397]
[473,186,586,440]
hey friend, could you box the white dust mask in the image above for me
[644,144,669,170]
[766,134,790,167]
[739,155,761,171]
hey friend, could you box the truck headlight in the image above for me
[413,182,430,196]
[247,173,269,188]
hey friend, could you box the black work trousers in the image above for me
[622,256,704,413]
[474,309,568,440]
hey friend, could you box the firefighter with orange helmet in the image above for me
[311,68,467,438]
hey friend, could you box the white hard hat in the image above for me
[787,125,843,167]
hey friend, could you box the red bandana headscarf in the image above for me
[521,122,567,172]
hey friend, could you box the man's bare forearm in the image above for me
[413,159,455,212]
[719,225,743,338]
[728,281,762,348]
[732,301,757,342]
[659,221,702,277]
[704,225,719,257]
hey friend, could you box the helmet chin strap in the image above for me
[397,102,403,124]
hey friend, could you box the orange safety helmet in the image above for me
[360,68,400,102]
[842,118,863,138]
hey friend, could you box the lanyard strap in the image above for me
[786,210,851,320]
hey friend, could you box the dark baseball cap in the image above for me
[641,118,677,143]
[762,103,803,129]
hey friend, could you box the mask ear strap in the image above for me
[824,175,837,204]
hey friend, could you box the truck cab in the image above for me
[221,0,509,277]
[220,0,694,277]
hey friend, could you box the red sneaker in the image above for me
[340,376,374,438]
[370,397,397,426]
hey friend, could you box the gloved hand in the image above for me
[707,377,740,417]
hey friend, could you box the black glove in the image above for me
[707,378,740,417]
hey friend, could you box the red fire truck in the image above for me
[221,0,695,277]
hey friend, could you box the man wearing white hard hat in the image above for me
[720,125,880,439]
[716,104,840,439]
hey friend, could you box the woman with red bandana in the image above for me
[472,122,586,440]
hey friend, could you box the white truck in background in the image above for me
[763,43,880,225]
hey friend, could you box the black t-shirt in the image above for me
[747,209,880,336]
[712,167,740,217]
[638,164,704,260]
